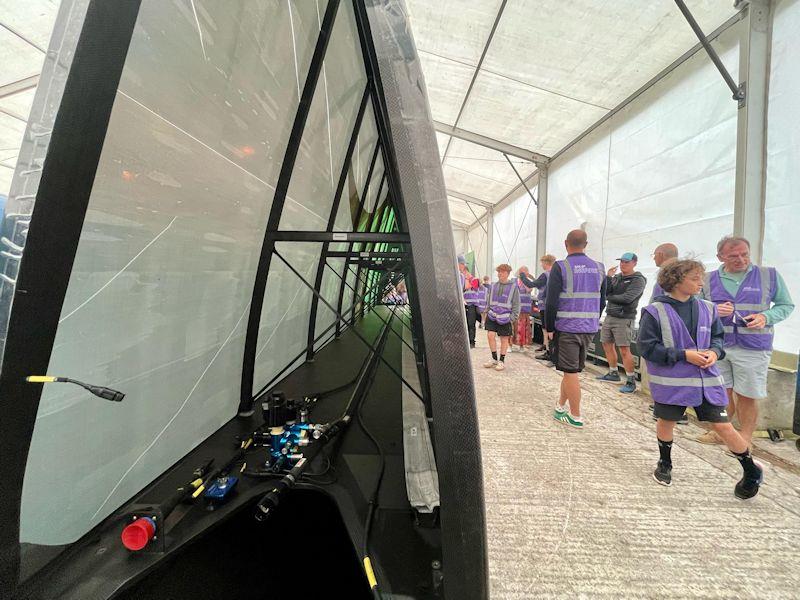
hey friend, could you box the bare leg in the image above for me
[656,418,676,442]
[487,331,497,353]
[726,388,736,421]
[619,346,634,376]
[500,335,510,356]
[602,342,618,370]
[734,395,758,445]
[562,372,582,417]
[711,422,748,454]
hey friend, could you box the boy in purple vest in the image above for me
[639,259,763,499]
[545,230,606,428]
[483,264,520,372]
[697,236,794,446]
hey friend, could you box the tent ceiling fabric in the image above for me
[0,0,58,196]
[405,0,738,227]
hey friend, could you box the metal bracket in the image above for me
[737,81,747,109]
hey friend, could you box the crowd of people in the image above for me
[458,230,795,500]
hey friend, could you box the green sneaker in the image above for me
[554,411,584,428]
[553,403,567,419]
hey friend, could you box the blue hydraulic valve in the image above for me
[204,475,239,507]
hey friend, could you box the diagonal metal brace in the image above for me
[674,0,745,103]
[273,250,423,400]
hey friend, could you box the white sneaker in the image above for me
[495,361,506,371]
[483,360,498,368]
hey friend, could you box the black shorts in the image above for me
[485,318,513,337]
[552,331,593,373]
[654,400,729,423]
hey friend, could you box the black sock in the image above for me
[733,449,761,479]
[491,351,497,361]
[657,438,672,466]
[499,354,506,362]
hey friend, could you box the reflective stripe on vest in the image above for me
[707,266,776,350]
[644,299,728,406]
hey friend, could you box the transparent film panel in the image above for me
[21,0,318,545]
[0,0,90,372]
[279,0,367,230]
[342,260,358,316]
[361,155,385,222]
[333,104,378,231]
[253,242,322,393]
[314,256,346,349]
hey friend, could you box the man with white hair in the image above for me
[697,236,794,445]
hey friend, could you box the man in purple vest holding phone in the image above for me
[697,236,794,446]
[545,229,606,429]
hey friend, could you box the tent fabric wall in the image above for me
[764,0,800,354]
[546,24,740,311]
[492,189,537,275]
[467,219,489,279]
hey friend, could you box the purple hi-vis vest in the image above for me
[477,287,488,313]
[487,281,515,325]
[651,281,665,302]
[706,266,776,351]
[518,280,532,314]
[643,300,727,407]
[555,255,604,334]
[463,287,482,308]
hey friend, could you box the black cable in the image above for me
[356,308,393,560]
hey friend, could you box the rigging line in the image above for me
[59,217,177,323]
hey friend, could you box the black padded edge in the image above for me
[359,1,489,598]
[0,0,143,590]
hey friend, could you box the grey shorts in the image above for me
[600,316,634,346]
[717,345,771,399]
[553,331,594,373]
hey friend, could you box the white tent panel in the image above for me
[0,0,60,49]
[481,0,736,111]
[444,137,534,187]
[0,111,26,196]
[435,132,450,158]
[547,25,739,308]
[405,0,501,67]
[443,160,516,201]
[448,197,485,226]
[764,0,800,354]
[492,189,537,274]
[416,51,475,125]
[0,27,44,88]
[457,70,609,156]
[467,220,489,279]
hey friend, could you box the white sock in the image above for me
[570,412,583,423]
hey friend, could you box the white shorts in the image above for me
[717,345,771,399]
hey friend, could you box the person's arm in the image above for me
[599,274,607,317]
[510,285,521,322]
[637,310,686,365]
[531,272,548,290]
[519,272,536,288]
[762,271,795,326]
[545,265,562,331]
[708,311,726,360]
[606,276,647,306]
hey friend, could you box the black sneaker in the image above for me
[535,351,551,361]
[676,414,689,425]
[734,462,764,500]
[653,460,672,486]
[469,342,476,348]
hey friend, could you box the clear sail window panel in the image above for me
[20,0,320,545]
[279,0,367,231]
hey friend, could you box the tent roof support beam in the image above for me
[434,120,548,164]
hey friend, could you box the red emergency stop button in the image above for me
[121,517,156,551]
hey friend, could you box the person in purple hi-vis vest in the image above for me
[483,264,520,372]
[545,230,606,429]
[697,236,795,447]
[639,259,763,499]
